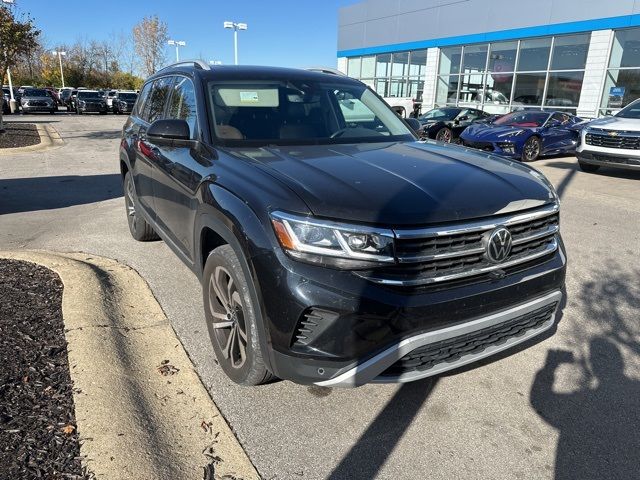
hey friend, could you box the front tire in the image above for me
[123,171,159,241]
[435,127,453,143]
[203,245,274,386]
[521,136,541,162]
[578,161,600,173]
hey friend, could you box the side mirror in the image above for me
[405,117,422,133]
[458,115,469,121]
[147,119,191,145]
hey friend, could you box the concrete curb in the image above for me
[0,123,64,155]
[0,250,260,480]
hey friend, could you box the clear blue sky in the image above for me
[14,0,357,69]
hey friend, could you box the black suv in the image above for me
[119,62,566,387]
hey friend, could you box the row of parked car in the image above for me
[413,104,640,173]
[1,85,138,115]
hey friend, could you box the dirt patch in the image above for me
[0,123,41,149]
[0,259,92,479]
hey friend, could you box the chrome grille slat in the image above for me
[358,204,560,287]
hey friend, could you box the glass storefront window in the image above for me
[392,52,409,77]
[518,38,551,71]
[374,78,389,97]
[389,79,406,97]
[609,28,640,69]
[347,57,361,78]
[485,72,513,104]
[601,69,640,110]
[376,54,391,77]
[462,44,488,73]
[545,71,584,107]
[488,41,518,72]
[360,78,375,90]
[512,72,546,106]
[459,73,484,104]
[360,56,375,78]
[407,78,424,101]
[439,46,462,75]
[409,50,427,76]
[550,34,590,70]
[435,75,459,105]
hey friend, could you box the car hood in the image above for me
[587,115,640,132]
[227,142,555,226]
[462,123,534,141]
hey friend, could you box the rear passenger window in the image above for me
[167,77,198,139]
[133,82,152,120]
[146,76,174,124]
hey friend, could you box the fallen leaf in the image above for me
[62,424,75,435]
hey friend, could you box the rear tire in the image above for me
[123,171,160,241]
[578,161,600,173]
[203,245,274,386]
[521,136,541,162]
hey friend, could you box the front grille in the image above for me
[358,203,559,287]
[379,302,558,377]
[463,140,494,151]
[585,129,640,149]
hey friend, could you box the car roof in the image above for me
[148,64,360,86]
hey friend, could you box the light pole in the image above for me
[52,50,66,88]
[223,21,247,65]
[167,39,186,62]
[2,0,17,112]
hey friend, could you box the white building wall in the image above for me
[336,57,348,75]
[577,30,614,118]
[421,47,440,111]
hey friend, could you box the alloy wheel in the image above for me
[523,138,540,161]
[208,266,247,369]
[436,128,452,143]
[125,178,137,232]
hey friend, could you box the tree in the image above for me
[0,2,40,131]
[133,15,168,78]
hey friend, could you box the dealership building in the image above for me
[337,0,640,118]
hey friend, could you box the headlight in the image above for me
[79,100,86,106]
[270,211,394,267]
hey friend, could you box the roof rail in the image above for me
[157,59,212,73]
[305,67,346,76]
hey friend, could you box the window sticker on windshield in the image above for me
[240,91,259,103]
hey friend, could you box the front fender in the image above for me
[194,183,280,373]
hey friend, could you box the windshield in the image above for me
[118,93,137,101]
[493,111,550,127]
[206,80,414,146]
[77,91,101,99]
[616,100,640,118]
[24,89,49,97]
[418,108,461,121]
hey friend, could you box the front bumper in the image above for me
[577,149,640,171]
[257,240,566,386]
[79,104,107,113]
[461,138,521,159]
[22,105,55,112]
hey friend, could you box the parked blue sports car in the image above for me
[460,111,585,162]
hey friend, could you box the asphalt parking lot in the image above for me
[1,113,638,480]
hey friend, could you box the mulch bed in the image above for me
[0,123,41,149]
[0,259,92,479]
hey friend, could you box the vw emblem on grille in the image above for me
[608,131,619,137]
[484,227,513,263]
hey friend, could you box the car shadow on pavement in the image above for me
[326,378,438,480]
[544,160,640,181]
[63,129,122,140]
[0,174,122,215]
[530,263,640,480]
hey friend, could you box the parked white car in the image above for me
[577,99,640,173]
